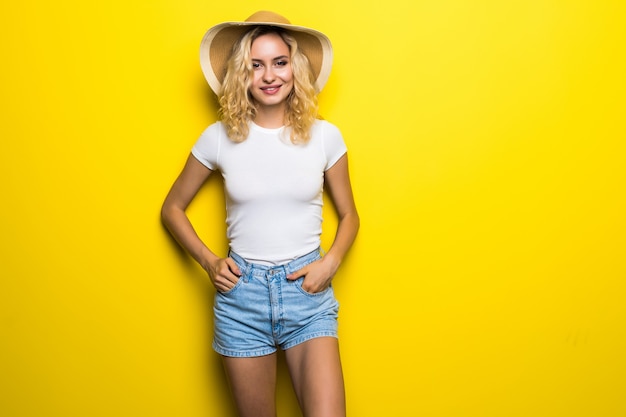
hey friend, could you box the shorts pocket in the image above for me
[217,272,247,296]
[294,277,332,297]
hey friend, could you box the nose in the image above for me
[262,66,275,83]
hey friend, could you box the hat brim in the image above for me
[200,19,333,95]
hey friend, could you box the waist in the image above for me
[228,247,322,278]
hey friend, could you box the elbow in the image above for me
[160,201,174,229]
[345,210,360,235]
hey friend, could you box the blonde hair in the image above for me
[218,26,319,144]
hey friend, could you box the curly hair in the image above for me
[218,26,319,144]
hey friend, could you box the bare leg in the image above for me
[222,353,278,417]
[284,337,346,417]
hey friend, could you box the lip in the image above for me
[260,85,282,95]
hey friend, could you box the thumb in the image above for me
[287,266,307,281]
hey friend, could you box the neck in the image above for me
[253,104,286,129]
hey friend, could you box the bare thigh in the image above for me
[222,353,278,417]
[285,337,346,417]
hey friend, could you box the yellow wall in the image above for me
[1,1,625,416]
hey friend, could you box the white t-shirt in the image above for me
[191,119,347,265]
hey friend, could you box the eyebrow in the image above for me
[251,55,289,62]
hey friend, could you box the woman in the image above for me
[161,11,359,417]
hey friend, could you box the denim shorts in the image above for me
[212,248,339,357]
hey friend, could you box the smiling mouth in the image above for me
[261,85,281,94]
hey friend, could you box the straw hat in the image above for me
[199,11,333,95]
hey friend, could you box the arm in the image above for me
[161,154,241,291]
[287,153,360,293]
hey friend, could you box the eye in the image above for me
[252,62,262,69]
[275,60,288,67]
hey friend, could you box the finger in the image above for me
[214,271,239,291]
[210,259,240,290]
[216,281,236,292]
[225,257,242,277]
[301,279,325,294]
[286,266,307,281]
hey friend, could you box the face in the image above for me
[248,33,294,110]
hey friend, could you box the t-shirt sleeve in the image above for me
[322,121,348,171]
[191,122,223,170]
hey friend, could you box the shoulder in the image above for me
[312,119,342,136]
[311,119,345,147]
[312,119,345,146]
[192,121,227,170]
[310,120,347,169]
[199,121,227,138]
[195,121,229,149]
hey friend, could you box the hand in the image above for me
[206,257,241,292]
[286,256,338,294]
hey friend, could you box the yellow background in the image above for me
[1,0,625,416]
